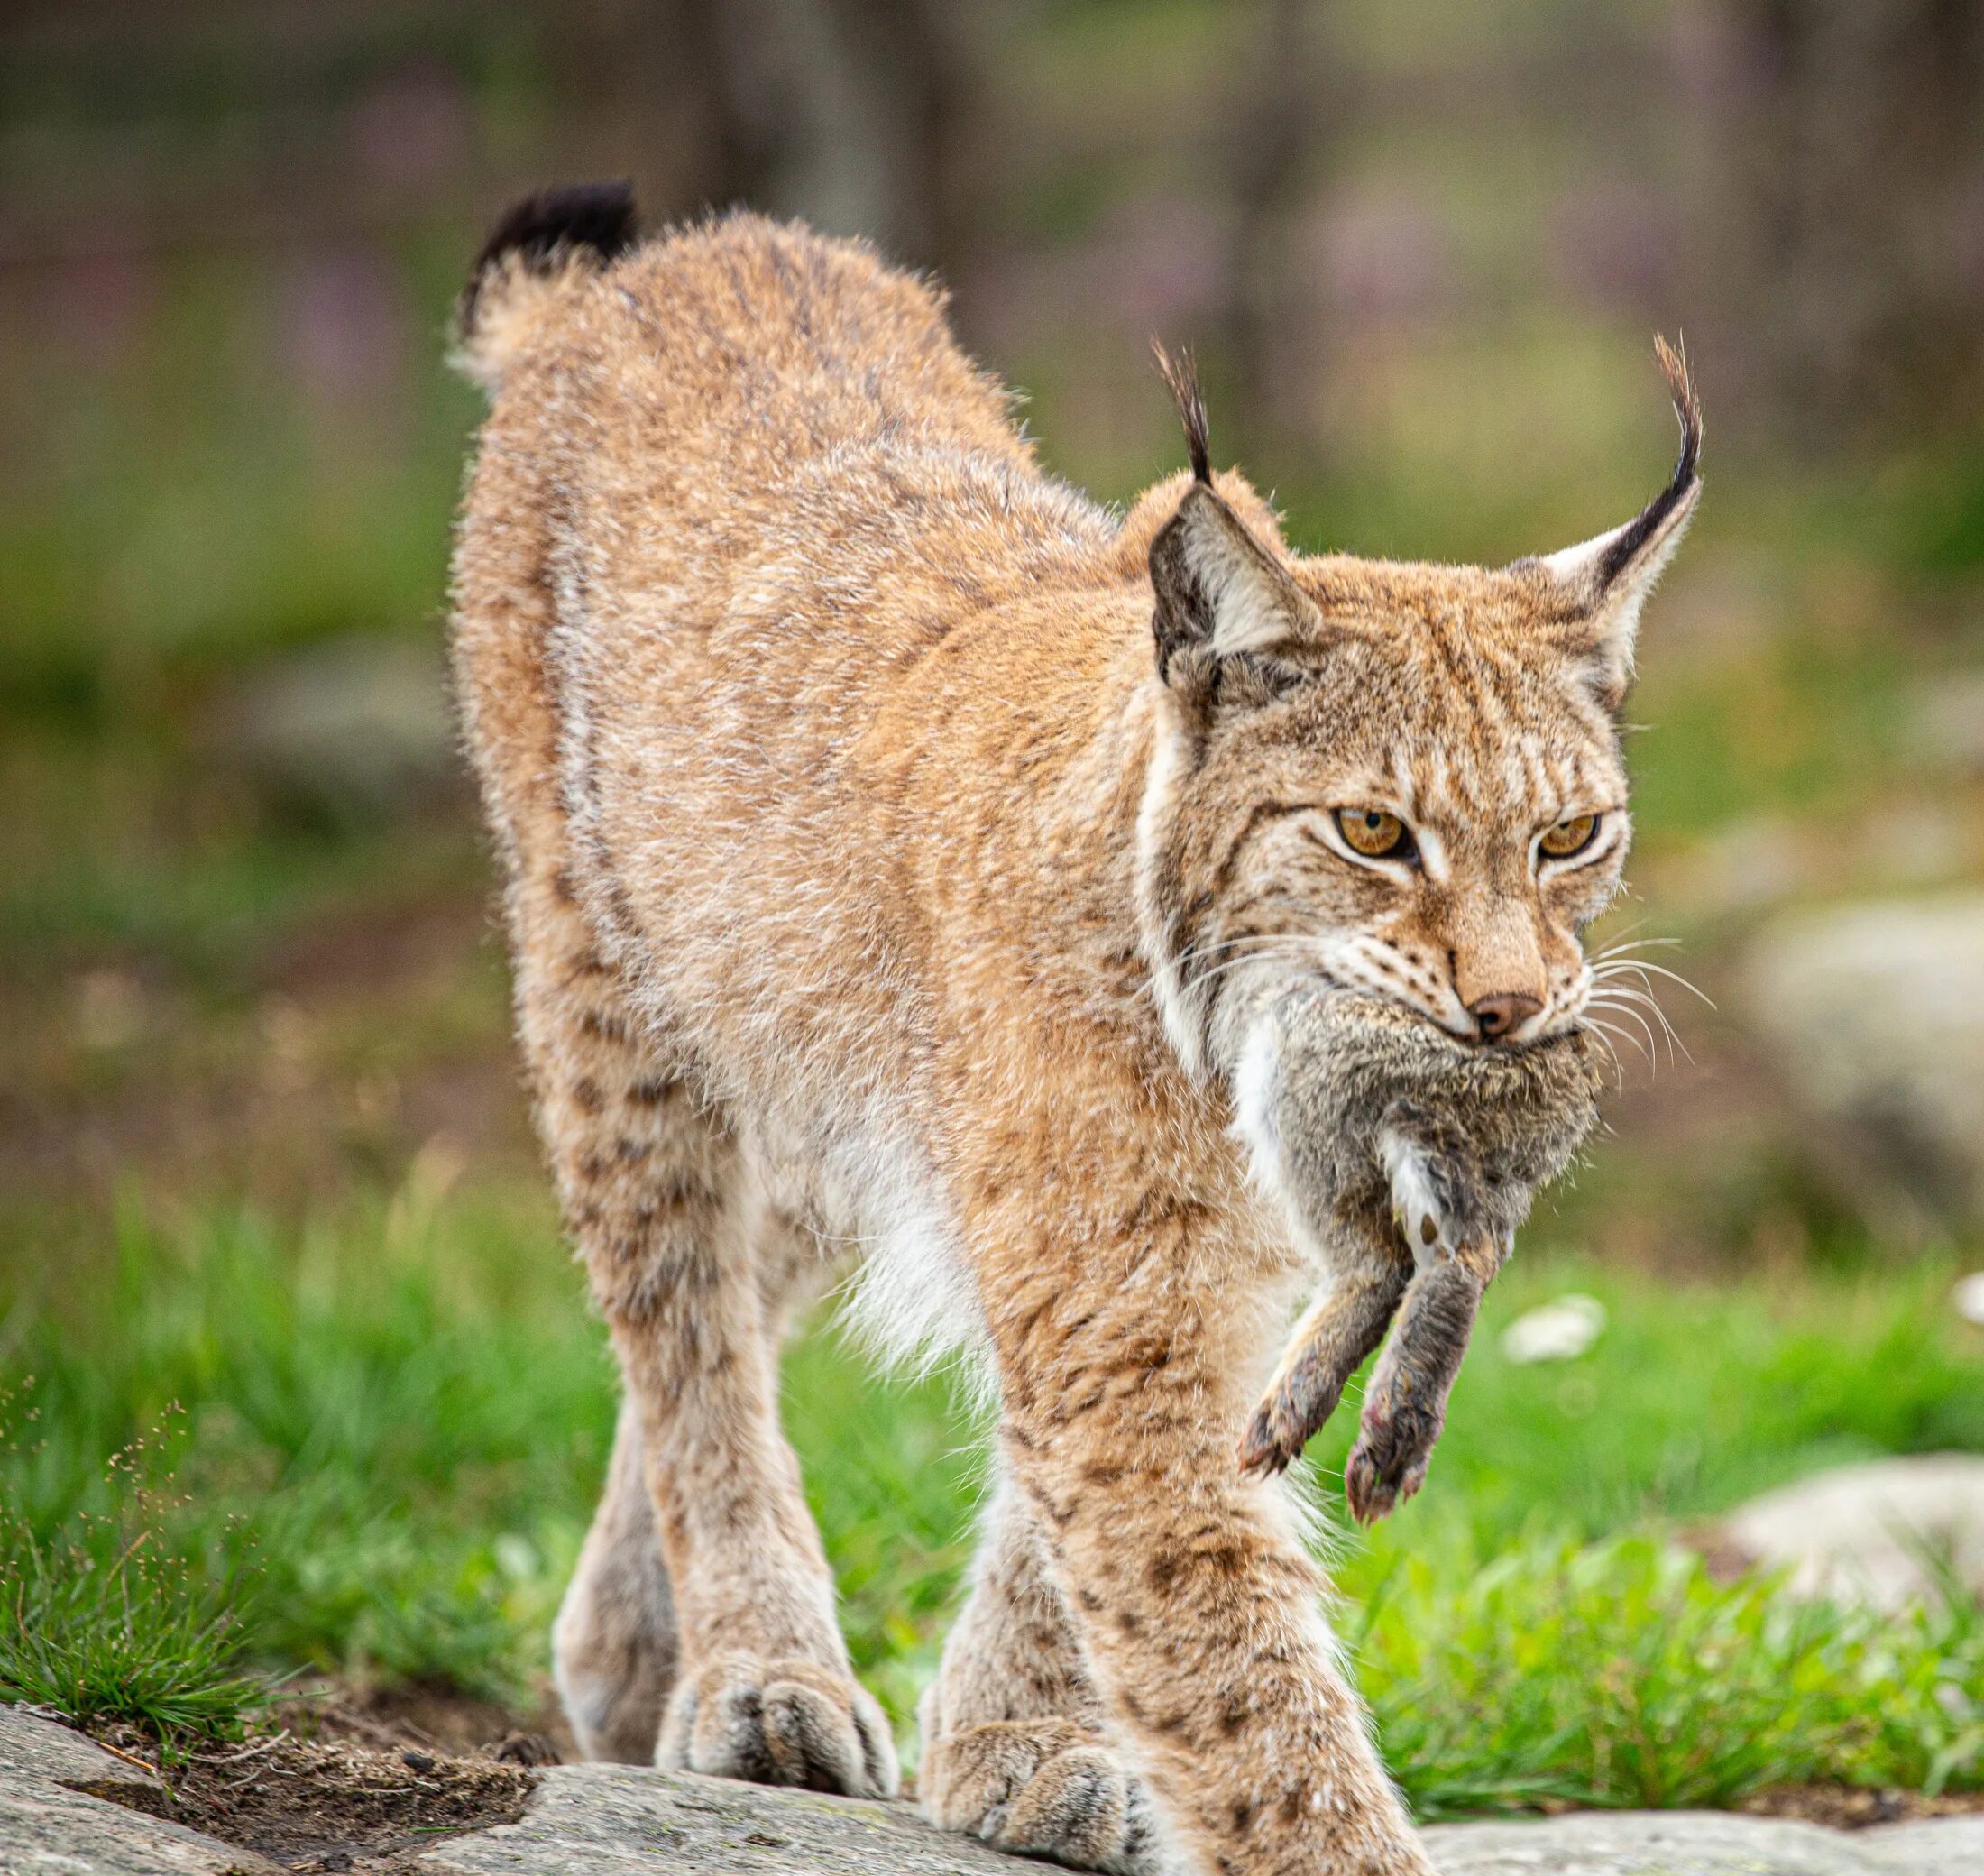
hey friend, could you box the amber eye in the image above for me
[1335,808,1416,862]
[1539,813,1601,860]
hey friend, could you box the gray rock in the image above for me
[1739,896,1984,1223]
[418,1761,1016,1875]
[225,634,457,822]
[1858,1816,1984,1874]
[10,1705,1978,1876]
[417,1763,1984,1876]
[1425,1808,1984,1873]
[0,1704,276,1873]
[1710,1453,1984,1609]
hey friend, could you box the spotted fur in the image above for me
[449,196,1697,1876]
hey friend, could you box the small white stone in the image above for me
[1501,1294,1607,1365]
[1953,1271,1984,1327]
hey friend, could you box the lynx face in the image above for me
[1138,342,1700,1074]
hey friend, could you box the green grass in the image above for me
[1364,1536,1984,1816]
[0,1509,271,1755]
[4,1179,1981,1808]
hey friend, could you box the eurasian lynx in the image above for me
[449,185,1698,1876]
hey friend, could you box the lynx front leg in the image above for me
[986,1253,1434,1876]
[921,1476,1163,1874]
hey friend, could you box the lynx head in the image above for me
[1133,339,1701,1081]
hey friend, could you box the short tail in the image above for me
[453,180,640,391]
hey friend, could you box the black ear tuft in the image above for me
[1596,333,1704,589]
[1152,340,1211,484]
[459,181,639,338]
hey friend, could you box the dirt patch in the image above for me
[277,1677,575,1769]
[78,1721,537,1874]
[1738,1783,1984,1828]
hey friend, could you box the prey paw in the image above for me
[1343,1405,1437,1524]
[657,1651,897,1798]
[923,1718,1158,1874]
[1237,1393,1306,1477]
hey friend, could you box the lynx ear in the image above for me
[1540,336,1703,709]
[1148,344,1319,684]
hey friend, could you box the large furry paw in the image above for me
[922,1717,1160,1874]
[657,1652,897,1798]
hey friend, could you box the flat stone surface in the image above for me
[1856,1816,1984,1874]
[9,1706,1979,1876]
[418,1764,1984,1876]
[418,1762,1019,1875]
[0,1706,274,1874]
[1422,1808,1981,1874]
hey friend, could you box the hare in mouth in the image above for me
[1233,987,1603,1519]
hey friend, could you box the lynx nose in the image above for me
[1468,991,1542,1043]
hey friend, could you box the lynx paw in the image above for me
[657,1652,897,1798]
[922,1717,1159,1873]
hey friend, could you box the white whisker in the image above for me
[1600,984,1693,1066]
[1583,1013,1651,1071]
[1575,1018,1627,1088]
[1135,944,1310,1006]
[1590,957,1713,1007]
[1585,996,1659,1068]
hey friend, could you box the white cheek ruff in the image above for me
[1133,697,1206,1081]
[1229,1011,1331,1271]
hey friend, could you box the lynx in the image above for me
[448,185,1699,1876]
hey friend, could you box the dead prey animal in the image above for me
[1237,990,1602,1519]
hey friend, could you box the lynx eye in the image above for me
[1335,808,1416,862]
[1539,813,1601,860]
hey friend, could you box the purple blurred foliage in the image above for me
[962,195,1228,354]
[279,245,407,415]
[33,246,158,373]
[1301,186,1451,329]
[348,60,473,193]
[1548,178,1679,312]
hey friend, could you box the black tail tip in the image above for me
[460,180,640,330]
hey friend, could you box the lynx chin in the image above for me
[448,183,1700,1876]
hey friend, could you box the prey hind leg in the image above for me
[1343,1102,1509,1522]
[516,877,893,1796]
[921,1476,1162,1874]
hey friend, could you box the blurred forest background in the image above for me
[5,0,1984,1770]
[8,0,1984,1258]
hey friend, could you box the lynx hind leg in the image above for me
[1238,1257,1409,1476]
[921,1483,1162,1874]
[555,1397,679,1761]
[515,892,892,1796]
